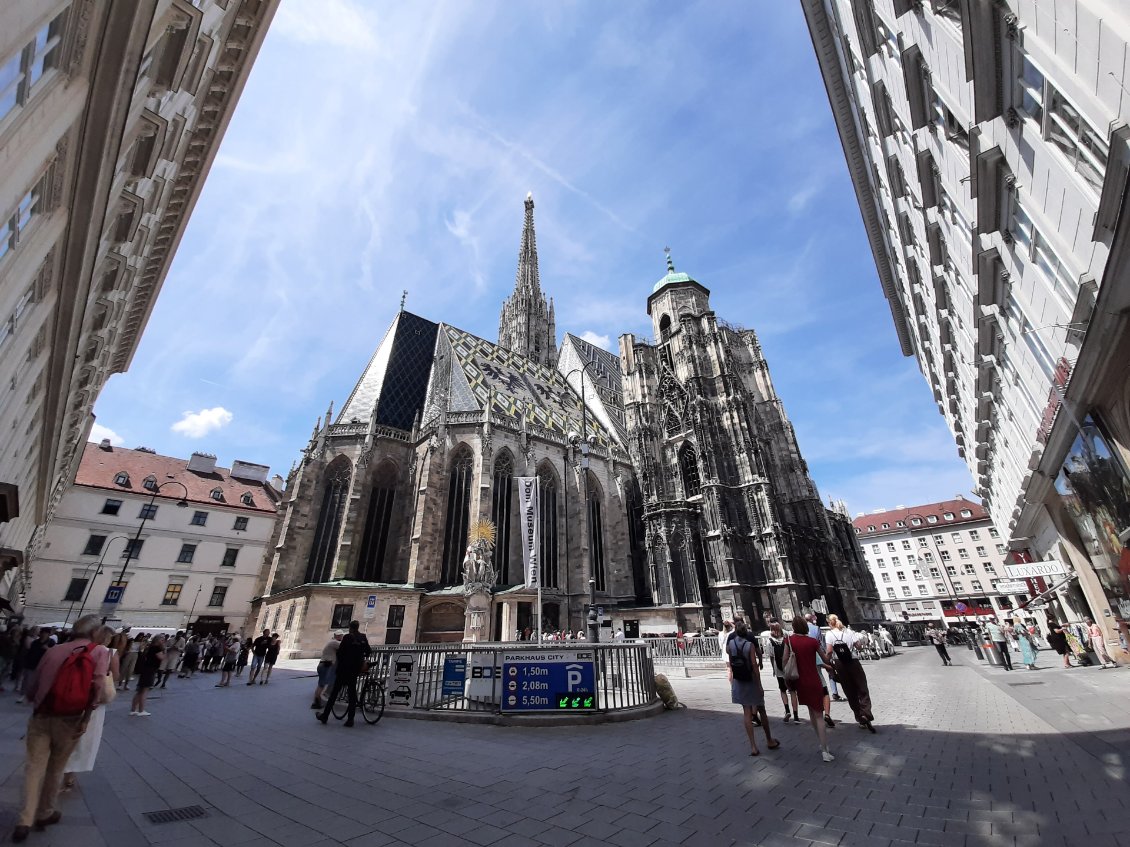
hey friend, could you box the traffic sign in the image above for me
[103,585,125,605]
[501,650,596,712]
[954,602,969,613]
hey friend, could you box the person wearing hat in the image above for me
[311,629,345,710]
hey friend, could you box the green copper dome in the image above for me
[650,249,700,295]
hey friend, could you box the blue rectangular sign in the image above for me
[441,655,467,697]
[366,594,377,609]
[501,651,596,712]
[103,585,125,604]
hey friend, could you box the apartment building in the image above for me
[802,0,1130,654]
[22,443,281,633]
[852,497,1026,625]
[0,0,279,606]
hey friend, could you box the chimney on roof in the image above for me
[135,446,156,453]
[269,474,285,492]
[98,439,112,451]
[186,452,217,474]
[230,460,269,484]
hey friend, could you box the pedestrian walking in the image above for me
[986,618,1013,671]
[781,615,835,762]
[63,625,119,791]
[727,619,778,756]
[317,621,370,727]
[1086,619,1117,668]
[12,615,111,843]
[925,623,951,665]
[130,634,165,716]
[1046,620,1073,668]
[179,637,200,678]
[235,638,251,677]
[216,637,240,687]
[260,633,281,684]
[246,629,272,685]
[824,614,875,732]
[312,630,343,710]
[118,634,144,690]
[159,631,186,688]
[1012,618,1039,669]
[766,621,799,722]
[805,613,842,702]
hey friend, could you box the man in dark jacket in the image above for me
[317,621,370,727]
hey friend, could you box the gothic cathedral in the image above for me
[254,197,878,654]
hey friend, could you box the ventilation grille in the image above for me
[144,806,208,824]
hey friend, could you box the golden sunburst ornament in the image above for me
[468,519,496,545]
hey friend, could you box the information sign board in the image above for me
[501,650,596,712]
[995,580,1029,594]
[103,585,124,605]
[1004,560,1067,579]
[441,655,467,698]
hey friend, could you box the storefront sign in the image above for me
[1005,560,1067,579]
[995,580,1030,594]
[500,650,595,712]
[1036,357,1072,444]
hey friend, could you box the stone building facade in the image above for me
[0,0,279,609]
[255,198,876,655]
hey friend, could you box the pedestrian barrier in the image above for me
[643,636,725,668]
[358,642,658,717]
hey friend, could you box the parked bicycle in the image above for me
[332,665,385,725]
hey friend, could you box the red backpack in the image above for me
[40,643,99,716]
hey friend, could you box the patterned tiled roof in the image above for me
[74,444,279,513]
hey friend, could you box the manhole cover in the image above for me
[144,806,208,824]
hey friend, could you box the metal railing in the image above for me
[644,636,725,667]
[363,642,658,715]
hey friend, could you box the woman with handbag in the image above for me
[781,615,835,762]
[824,615,875,732]
[63,625,119,790]
[1012,618,1039,670]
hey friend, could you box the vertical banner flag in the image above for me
[517,477,540,588]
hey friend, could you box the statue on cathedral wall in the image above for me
[462,520,498,595]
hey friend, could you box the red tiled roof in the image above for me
[74,444,279,513]
[851,497,988,536]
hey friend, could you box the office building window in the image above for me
[331,604,353,629]
[946,565,957,576]
[976,546,986,556]
[983,562,996,574]
[970,529,980,541]
[208,586,228,607]
[892,556,901,566]
[929,567,941,578]
[176,544,196,564]
[923,552,934,562]
[918,537,929,547]
[234,516,248,531]
[912,569,923,580]
[964,563,976,575]
[887,542,896,552]
[886,588,896,598]
[122,539,144,559]
[902,586,912,597]
[385,605,406,645]
[877,558,885,567]
[940,550,952,561]
[972,580,983,591]
[62,577,87,602]
[82,535,106,556]
[161,583,183,606]
[935,582,946,593]
[933,534,945,544]
[896,571,906,581]
[989,528,1000,538]
[222,548,238,567]
[902,539,911,550]
[0,8,69,125]
[101,499,122,515]
[191,511,208,526]
[1015,53,1108,189]
[138,503,158,520]
[952,581,964,592]
[882,573,891,583]
[959,548,970,559]
[918,584,929,595]
[1011,202,1078,305]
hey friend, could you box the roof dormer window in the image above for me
[881,522,890,529]
[867,525,876,532]
[143,475,158,491]
[240,492,253,506]
[943,512,954,520]
[210,488,224,501]
[114,472,130,486]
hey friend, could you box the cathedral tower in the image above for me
[498,193,557,367]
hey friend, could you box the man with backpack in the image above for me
[13,614,110,843]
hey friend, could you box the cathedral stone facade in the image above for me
[253,198,878,656]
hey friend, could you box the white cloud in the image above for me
[88,422,123,446]
[171,407,233,438]
[272,0,378,51]
[579,330,613,351]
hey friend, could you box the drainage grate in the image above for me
[144,805,208,825]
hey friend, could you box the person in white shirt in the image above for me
[717,620,734,656]
[823,614,874,732]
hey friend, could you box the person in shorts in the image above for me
[246,629,272,685]
[130,634,166,716]
[260,633,281,685]
[216,636,240,687]
[312,630,344,710]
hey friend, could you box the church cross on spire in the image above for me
[498,192,557,367]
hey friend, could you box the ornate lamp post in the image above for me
[566,367,600,643]
[65,535,131,627]
[102,478,189,623]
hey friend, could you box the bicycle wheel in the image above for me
[331,684,350,720]
[362,681,385,725]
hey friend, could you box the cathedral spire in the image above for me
[498,192,557,367]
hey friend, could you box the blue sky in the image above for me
[91,0,974,515]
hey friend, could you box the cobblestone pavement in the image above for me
[0,646,1126,847]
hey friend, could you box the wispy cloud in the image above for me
[172,407,234,439]
[89,422,123,446]
[272,0,378,51]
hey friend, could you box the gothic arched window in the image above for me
[665,407,682,437]
[669,531,689,605]
[491,451,514,583]
[587,471,607,592]
[305,456,352,584]
[441,445,474,586]
[537,463,559,589]
[679,443,701,498]
[356,460,397,582]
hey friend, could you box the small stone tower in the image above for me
[498,193,557,367]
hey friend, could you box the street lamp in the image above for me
[185,585,203,632]
[66,535,132,627]
[103,478,189,623]
[566,367,599,642]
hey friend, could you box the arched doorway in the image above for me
[418,601,466,643]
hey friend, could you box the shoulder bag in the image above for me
[783,636,800,687]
